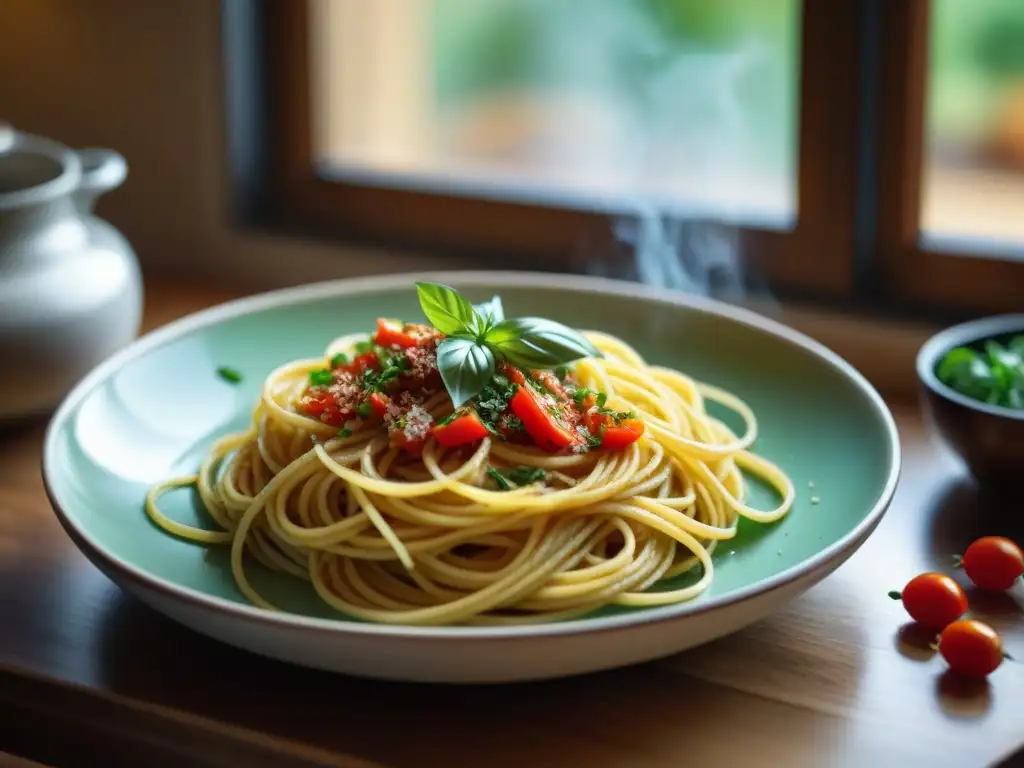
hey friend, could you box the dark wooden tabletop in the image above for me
[2,282,1024,768]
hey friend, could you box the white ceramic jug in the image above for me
[0,124,142,420]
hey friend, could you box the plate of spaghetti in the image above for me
[43,272,900,682]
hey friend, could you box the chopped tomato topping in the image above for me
[301,319,634,456]
[301,391,347,427]
[373,318,419,349]
[499,362,526,387]
[333,352,381,377]
[303,392,332,417]
[531,370,568,399]
[368,392,391,419]
[433,410,489,448]
[599,419,644,451]
[509,386,575,452]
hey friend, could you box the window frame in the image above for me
[232,0,1024,314]
[245,0,868,299]
[876,0,1024,313]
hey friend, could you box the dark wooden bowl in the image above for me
[917,315,1024,494]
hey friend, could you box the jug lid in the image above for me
[0,126,82,211]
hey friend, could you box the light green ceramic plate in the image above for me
[43,272,900,683]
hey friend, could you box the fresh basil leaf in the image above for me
[436,337,495,407]
[936,347,997,402]
[415,282,479,336]
[485,317,602,369]
[473,295,505,330]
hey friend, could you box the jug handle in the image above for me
[74,148,127,213]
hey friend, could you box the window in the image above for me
[247,0,1024,312]
[878,0,1024,312]
[923,0,1024,244]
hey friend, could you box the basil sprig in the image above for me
[415,282,601,407]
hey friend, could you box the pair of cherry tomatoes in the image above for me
[889,536,1022,678]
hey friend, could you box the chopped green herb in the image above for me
[506,466,546,485]
[473,375,515,427]
[216,366,243,384]
[338,428,353,438]
[486,465,512,491]
[526,376,548,394]
[573,387,595,407]
[501,414,524,432]
[596,392,608,408]
[437,410,461,427]
[309,369,334,386]
[358,363,401,394]
[329,353,349,368]
[354,340,373,354]
[578,425,602,448]
[356,400,373,418]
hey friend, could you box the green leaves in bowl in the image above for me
[415,282,601,407]
[936,336,1024,409]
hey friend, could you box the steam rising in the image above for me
[558,3,787,304]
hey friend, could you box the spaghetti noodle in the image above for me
[146,300,794,627]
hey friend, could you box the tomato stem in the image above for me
[887,590,902,600]
[951,554,963,569]
[1004,651,1015,661]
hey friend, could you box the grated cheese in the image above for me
[403,404,434,441]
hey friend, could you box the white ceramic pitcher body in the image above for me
[0,125,142,419]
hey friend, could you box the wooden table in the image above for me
[2,284,1024,768]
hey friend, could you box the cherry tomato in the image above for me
[959,536,1024,591]
[938,620,1007,678]
[889,573,967,629]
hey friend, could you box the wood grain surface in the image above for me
[1,281,1023,768]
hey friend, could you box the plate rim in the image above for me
[42,270,902,640]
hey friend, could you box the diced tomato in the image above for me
[509,386,575,451]
[373,318,418,349]
[433,410,489,448]
[301,391,347,427]
[349,352,381,374]
[499,362,527,387]
[368,392,391,419]
[599,419,644,451]
[495,409,526,441]
[303,391,332,417]
[531,370,567,399]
